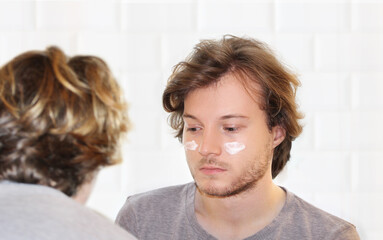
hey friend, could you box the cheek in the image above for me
[184,143,200,171]
[224,141,246,155]
[184,140,198,151]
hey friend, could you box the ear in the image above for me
[272,125,286,148]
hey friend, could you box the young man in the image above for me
[0,47,136,240]
[116,36,359,239]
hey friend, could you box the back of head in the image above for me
[163,35,303,178]
[0,46,129,196]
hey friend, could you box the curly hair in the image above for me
[0,46,129,196]
[163,35,303,178]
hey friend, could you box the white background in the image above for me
[0,0,382,239]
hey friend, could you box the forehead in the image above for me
[184,73,264,118]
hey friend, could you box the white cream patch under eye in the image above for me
[224,142,246,155]
[184,140,198,151]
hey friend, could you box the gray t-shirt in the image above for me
[0,181,136,240]
[116,182,360,240]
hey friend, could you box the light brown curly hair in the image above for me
[163,35,303,178]
[0,46,129,196]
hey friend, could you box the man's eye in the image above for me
[187,127,200,132]
[225,127,238,132]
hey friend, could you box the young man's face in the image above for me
[182,73,285,197]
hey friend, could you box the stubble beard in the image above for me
[192,145,272,198]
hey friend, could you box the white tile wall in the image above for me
[356,153,383,192]
[352,3,383,32]
[0,1,35,31]
[314,112,352,150]
[275,152,353,193]
[352,73,383,109]
[356,193,383,237]
[299,73,350,111]
[351,112,383,151]
[197,0,274,32]
[1,0,382,239]
[275,34,314,71]
[160,33,200,71]
[121,1,195,32]
[315,34,383,71]
[276,2,350,33]
[36,1,120,31]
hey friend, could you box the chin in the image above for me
[196,178,257,198]
[196,180,234,197]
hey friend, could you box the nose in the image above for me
[198,129,221,157]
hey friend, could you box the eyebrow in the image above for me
[183,113,249,120]
[220,114,249,120]
[183,114,198,120]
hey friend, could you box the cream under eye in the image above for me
[184,140,198,151]
[224,142,246,155]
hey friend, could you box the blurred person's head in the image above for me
[163,35,303,180]
[0,46,129,203]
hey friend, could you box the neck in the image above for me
[194,177,286,240]
[72,175,97,205]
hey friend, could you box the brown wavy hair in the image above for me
[163,35,303,178]
[0,46,129,196]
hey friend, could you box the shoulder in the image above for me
[123,182,193,209]
[115,183,195,237]
[283,190,359,239]
[288,192,352,227]
[0,182,136,240]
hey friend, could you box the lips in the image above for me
[199,165,226,175]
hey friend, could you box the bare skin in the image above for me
[72,173,98,204]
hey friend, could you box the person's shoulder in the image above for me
[117,182,194,216]
[289,192,351,226]
[115,182,195,236]
[286,190,359,239]
[0,182,136,240]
